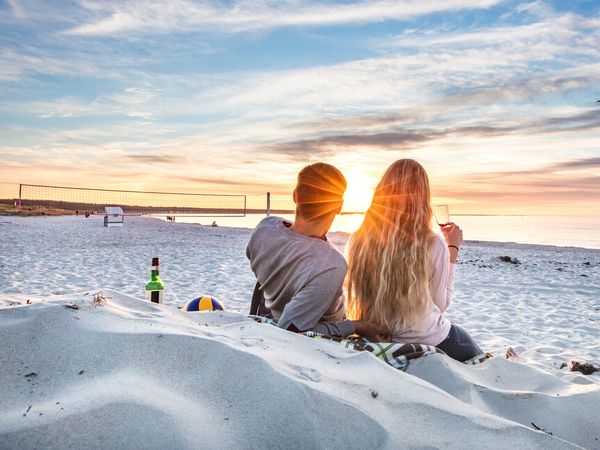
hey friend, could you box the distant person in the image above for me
[211,221,218,227]
[246,162,387,340]
[346,159,483,362]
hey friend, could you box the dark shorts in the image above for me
[436,323,483,362]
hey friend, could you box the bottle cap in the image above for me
[152,257,160,266]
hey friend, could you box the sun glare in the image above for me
[343,169,375,213]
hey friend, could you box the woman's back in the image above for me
[388,234,454,345]
[346,158,483,361]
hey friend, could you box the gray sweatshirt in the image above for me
[246,216,355,337]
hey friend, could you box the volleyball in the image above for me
[184,295,224,312]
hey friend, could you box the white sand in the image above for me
[1,216,599,449]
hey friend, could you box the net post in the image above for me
[266,192,271,216]
[18,184,22,210]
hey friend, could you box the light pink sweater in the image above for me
[390,234,455,346]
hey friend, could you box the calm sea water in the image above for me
[172,214,600,250]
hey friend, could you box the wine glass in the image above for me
[434,205,450,227]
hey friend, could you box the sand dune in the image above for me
[407,355,599,448]
[1,291,589,449]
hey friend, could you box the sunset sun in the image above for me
[343,169,375,213]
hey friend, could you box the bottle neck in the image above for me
[151,267,160,278]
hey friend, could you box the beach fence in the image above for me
[17,183,248,217]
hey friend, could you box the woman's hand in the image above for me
[441,222,463,247]
[353,320,390,341]
[441,222,463,263]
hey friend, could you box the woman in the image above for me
[346,159,483,362]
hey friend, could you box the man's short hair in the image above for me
[295,162,347,220]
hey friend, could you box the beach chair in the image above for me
[104,206,124,227]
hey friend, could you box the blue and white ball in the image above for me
[184,295,224,312]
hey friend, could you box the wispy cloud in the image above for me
[435,156,600,210]
[264,131,432,160]
[173,175,273,189]
[0,47,102,82]
[254,107,600,162]
[125,154,180,164]
[546,157,600,171]
[59,0,504,36]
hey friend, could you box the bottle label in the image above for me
[146,289,164,304]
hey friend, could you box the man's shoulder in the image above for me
[249,215,346,268]
[256,215,285,229]
[247,216,292,259]
[249,216,285,240]
[257,216,284,227]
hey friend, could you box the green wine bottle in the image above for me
[145,257,164,304]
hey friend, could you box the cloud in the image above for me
[387,10,599,60]
[62,0,504,36]
[0,48,101,82]
[172,175,273,189]
[440,185,599,203]
[436,159,600,205]
[532,110,600,133]
[443,109,600,136]
[124,154,180,163]
[434,170,600,215]
[547,157,600,171]
[253,107,600,161]
[505,0,556,20]
[4,2,598,140]
[264,130,433,160]
[161,11,598,135]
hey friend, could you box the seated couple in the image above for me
[246,159,483,363]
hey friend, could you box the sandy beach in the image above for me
[1,215,599,449]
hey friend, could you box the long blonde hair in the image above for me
[346,159,435,332]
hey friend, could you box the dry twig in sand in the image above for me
[531,422,553,435]
[92,292,109,307]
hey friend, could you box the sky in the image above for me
[0,0,599,215]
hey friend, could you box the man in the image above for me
[246,162,387,340]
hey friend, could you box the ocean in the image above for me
[171,214,600,250]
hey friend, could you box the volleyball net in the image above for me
[17,184,247,216]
